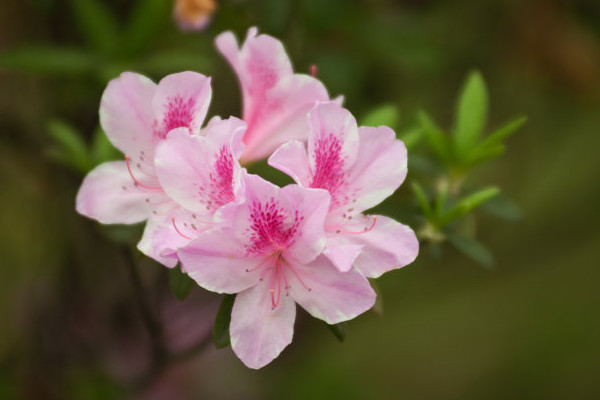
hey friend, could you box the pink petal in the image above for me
[241,75,329,162]
[307,102,359,175]
[99,72,157,158]
[289,255,375,324]
[203,116,247,160]
[216,28,329,162]
[152,71,212,138]
[154,126,242,215]
[178,229,262,293]
[345,215,419,278]
[322,238,363,273]
[344,126,408,214]
[268,140,311,187]
[230,280,296,369]
[138,206,210,268]
[76,161,167,224]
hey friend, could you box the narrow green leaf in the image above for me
[434,179,449,219]
[466,144,506,166]
[125,0,170,54]
[418,111,451,162]
[325,322,347,342]
[47,120,90,173]
[168,266,195,301]
[398,126,424,150]
[0,47,96,75]
[481,193,524,221]
[71,0,120,55]
[439,186,500,226]
[448,234,495,269]
[213,294,236,348]
[454,70,488,158]
[361,104,399,129]
[411,181,434,221]
[478,116,527,150]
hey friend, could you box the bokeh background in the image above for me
[1,0,599,399]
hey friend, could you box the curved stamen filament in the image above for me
[125,156,162,191]
[171,217,192,240]
[246,256,271,273]
[330,215,377,235]
[286,261,312,292]
[269,256,282,309]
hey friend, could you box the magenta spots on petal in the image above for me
[155,96,196,139]
[207,145,235,208]
[245,198,303,257]
[310,133,346,205]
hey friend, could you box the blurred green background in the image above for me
[1,0,599,398]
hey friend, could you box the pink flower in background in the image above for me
[139,116,246,267]
[178,173,375,368]
[216,27,331,163]
[269,102,419,277]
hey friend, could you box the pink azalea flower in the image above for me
[178,173,376,368]
[139,116,247,267]
[216,27,331,163]
[268,102,419,277]
[76,71,246,267]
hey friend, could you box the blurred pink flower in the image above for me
[216,27,332,163]
[178,173,375,368]
[269,102,419,277]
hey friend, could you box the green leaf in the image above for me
[411,181,434,221]
[418,111,451,163]
[91,126,120,166]
[398,126,424,150]
[439,186,500,226]
[466,144,505,166]
[71,0,120,55]
[168,266,195,301]
[361,104,399,129]
[47,120,90,173]
[125,0,170,54]
[477,116,527,150]
[434,179,449,219]
[448,234,495,269]
[0,47,96,75]
[454,70,488,158]
[481,193,524,221]
[325,322,347,342]
[213,294,236,348]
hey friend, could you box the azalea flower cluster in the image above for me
[76,28,419,369]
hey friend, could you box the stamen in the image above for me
[330,215,377,235]
[245,256,271,273]
[286,261,312,292]
[171,217,192,240]
[125,156,162,191]
[310,64,318,78]
[270,257,283,309]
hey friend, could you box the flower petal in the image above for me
[76,161,166,224]
[216,28,329,162]
[241,74,329,162]
[289,255,375,325]
[347,215,419,278]
[152,71,212,138]
[322,238,363,273]
[178,229,262,293]
[268,140,311,187]
[344,126,408,213]
[154,126,242,215]
[99,72,157,158]
[230,280,296,369]
[203,116,247,160]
